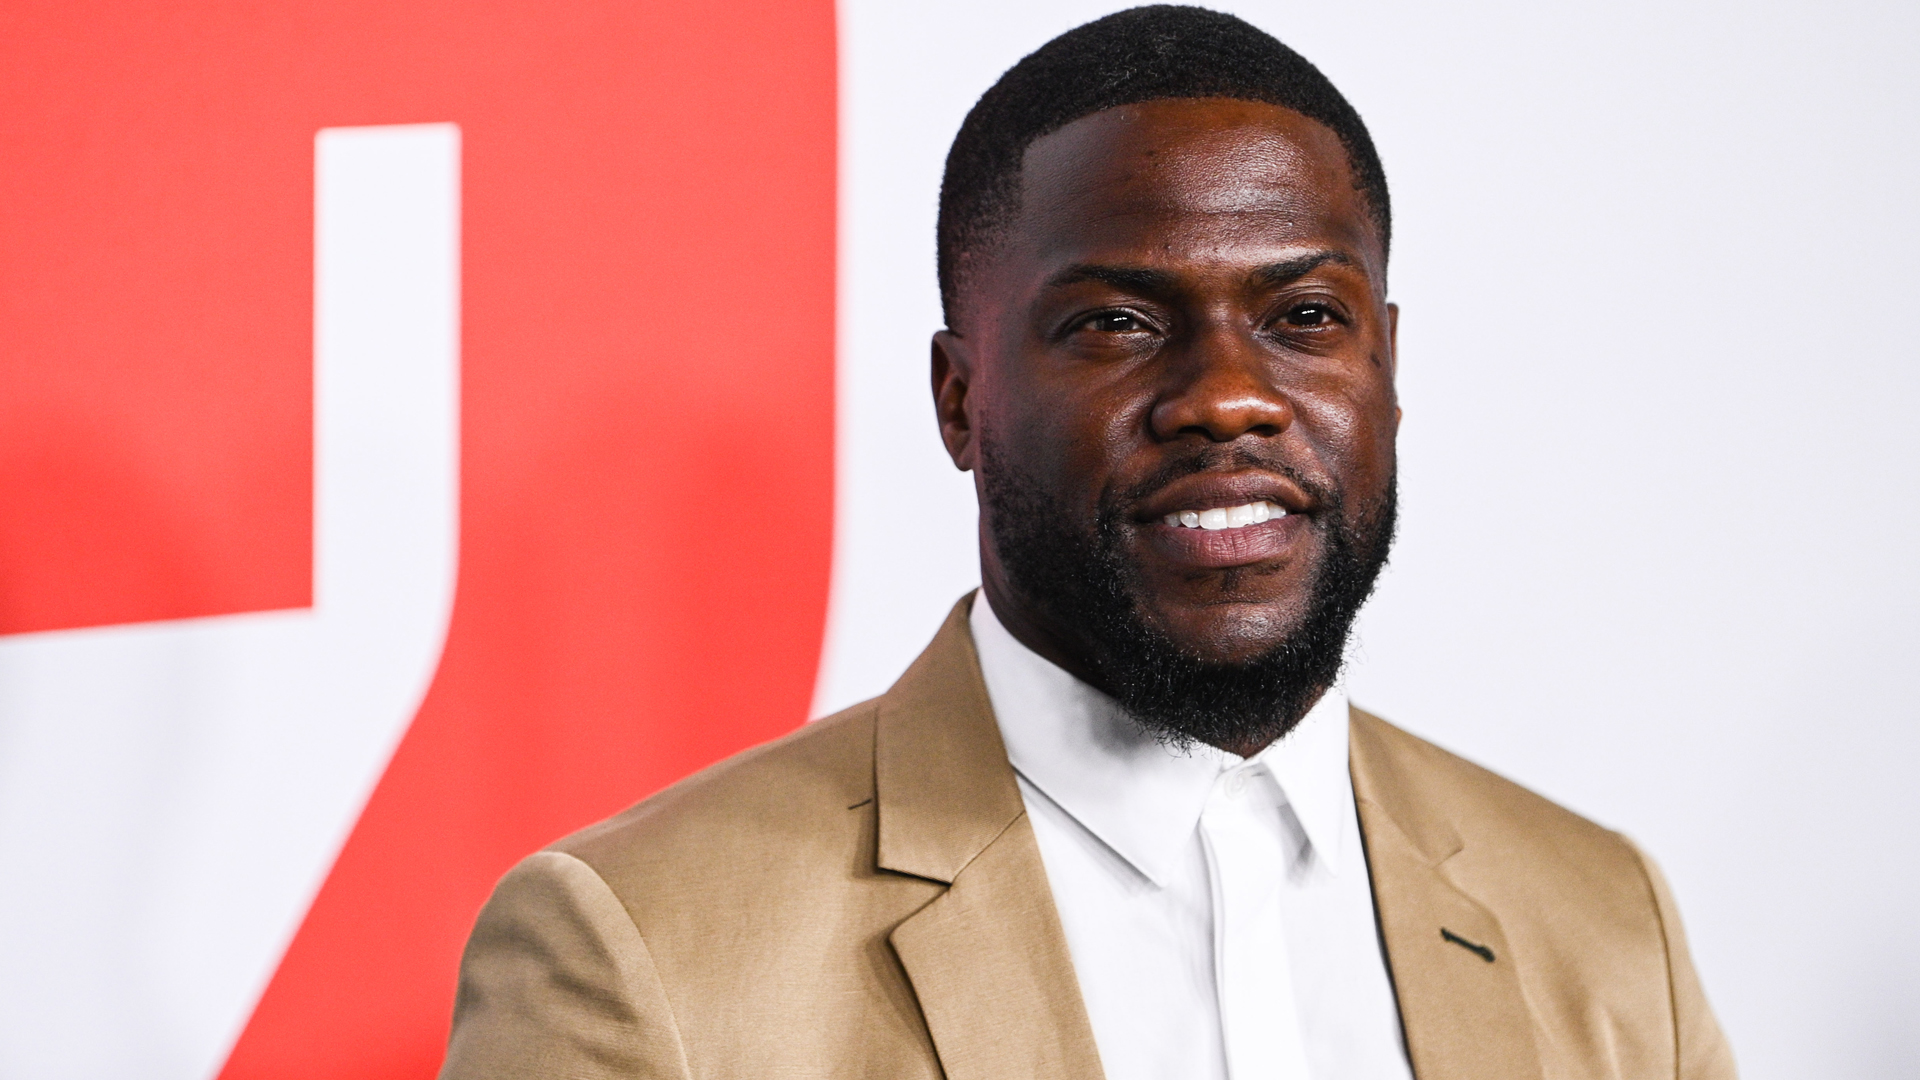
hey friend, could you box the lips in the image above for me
[1134,472,1314,569]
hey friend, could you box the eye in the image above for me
[1280,302,1337,328]
[1077,310,1154,334]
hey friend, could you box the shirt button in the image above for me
[1224,771,1247,798]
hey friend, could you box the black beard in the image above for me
[981,440,1396,752]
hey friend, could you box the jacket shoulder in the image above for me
[554,698,882,882]
[1352,706,1630,862]
[462,699,949,1078]
[1351,706,1659,938]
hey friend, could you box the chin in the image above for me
[1143,597,1306,665]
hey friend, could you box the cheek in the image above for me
[997,365,1145,480]
[1290,380,1398,489]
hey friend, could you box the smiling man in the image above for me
[440,8,1734,1079]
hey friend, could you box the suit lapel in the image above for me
[1350,709,1545,1080]
[890,818,1104,1080]
[875,597,1105,1080]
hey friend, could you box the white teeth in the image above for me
[1161,501,1287,530]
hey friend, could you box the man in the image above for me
[440,7,1735,1078]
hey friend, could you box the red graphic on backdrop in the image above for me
[2,2,835,1076]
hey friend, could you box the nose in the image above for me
[1147,327,1293,443]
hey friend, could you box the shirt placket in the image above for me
[1200,762,1313,1080]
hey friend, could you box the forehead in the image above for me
[1010,98,1379,276]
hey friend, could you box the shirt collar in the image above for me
[970,592,1354,888]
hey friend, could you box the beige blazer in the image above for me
[440,597,1735,1079]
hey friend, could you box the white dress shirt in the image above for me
[971,595,1413,1080]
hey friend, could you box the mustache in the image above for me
[1103,444,1341,518]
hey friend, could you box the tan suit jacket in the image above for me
[440,597,1735,1079]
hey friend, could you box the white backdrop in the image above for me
[819,3,1920,1077]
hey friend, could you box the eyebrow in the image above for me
[1251,251,1354,285]
[1044,251,1356,294]
[1043,263,1178,293]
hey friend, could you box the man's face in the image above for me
[934,98,1399,746]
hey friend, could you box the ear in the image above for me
[1386,301,1403,431]
[931,329,979,471]
[1385,302,1400,379]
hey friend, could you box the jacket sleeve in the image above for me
[439,850,693,1080]
[1627,840,1738,1080]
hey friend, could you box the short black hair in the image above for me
[937,5,1390,325]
